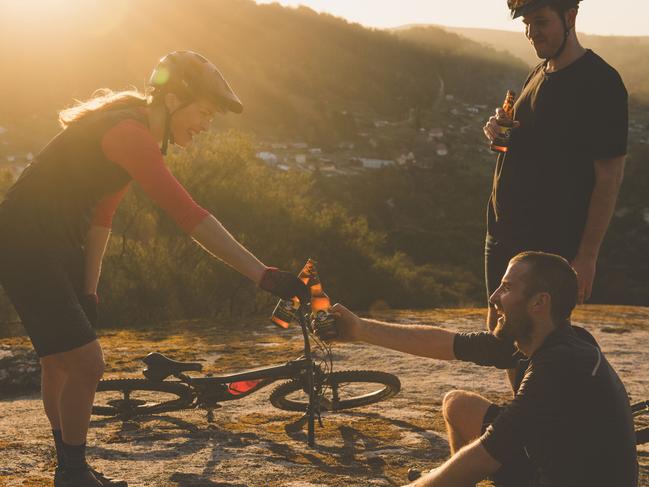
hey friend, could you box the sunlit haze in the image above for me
[255,0,648,37]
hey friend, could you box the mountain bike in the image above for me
[91,303,400,447]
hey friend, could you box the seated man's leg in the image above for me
[443,390,535,487]
[442,390,491,454]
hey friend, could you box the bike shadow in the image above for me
[89,410,448,484]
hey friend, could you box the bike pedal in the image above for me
[407,468,422,482]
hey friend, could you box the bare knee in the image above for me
[50,341,105,383]
[442,390,491,438]
[442,390,472,426]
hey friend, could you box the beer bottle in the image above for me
[270,259,315,328]
[271,298,299,329]
[305,261,338,340]
[490,90,516,154]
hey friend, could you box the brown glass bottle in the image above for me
[490,90,516,153]
[270,259,316,328]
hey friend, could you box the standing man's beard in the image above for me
[494,308,534,347]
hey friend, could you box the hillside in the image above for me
[0,0,525,153]
[431,25,649,103]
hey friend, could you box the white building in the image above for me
[256,151,278,164]
[295,154,307,164]
[360,158,395,169]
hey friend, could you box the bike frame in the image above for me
[156,304,321,446]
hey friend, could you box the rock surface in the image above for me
[0,305,647,486]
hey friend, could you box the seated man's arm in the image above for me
[332,304,518,366]
[332,303,456,360]
[407,439,501,487]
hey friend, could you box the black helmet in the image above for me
[148,50,243,114]
[508,0,581,19]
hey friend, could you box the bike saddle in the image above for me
[142,352,203,381]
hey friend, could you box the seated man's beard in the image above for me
[495,310,534,346]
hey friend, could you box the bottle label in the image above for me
[312,310,338,340]
[272,299,297,325]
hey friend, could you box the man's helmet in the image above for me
[148,50,243,114]
[508,0,581,19]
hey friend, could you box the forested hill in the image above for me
[397,25,649,103]
[0,0,526,146]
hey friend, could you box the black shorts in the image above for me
[481,404,535,487]
[484,235,578,300]
[0,249,97,358]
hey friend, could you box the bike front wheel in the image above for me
[269,370,400,412]
[93,379,193,417]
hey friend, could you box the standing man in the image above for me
[483,0,628,330]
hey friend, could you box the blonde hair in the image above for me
[58,88,149,128]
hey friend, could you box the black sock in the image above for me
[61,441,88,471]
[52,429,65,468]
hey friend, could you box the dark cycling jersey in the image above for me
[454,325,638,486]
[0,105,208,255]
[0,105,210,357]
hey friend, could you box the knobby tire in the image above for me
[93,379,193,417]
[269,370,400,412]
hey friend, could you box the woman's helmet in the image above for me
[147,51,243,154]
[508,0,581,19]
[148,50,242,113]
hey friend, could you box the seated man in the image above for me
[328,251,638,487]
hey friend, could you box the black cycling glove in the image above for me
[80,294,99,328]
[259,267,310,304]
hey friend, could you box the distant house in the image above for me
[428,128,444,140]
[436,144,448,157]
[256,151,278,164]
[290,142,308,150]
[277,164,291,172]
[373,120,389,128]
[295,154,307,164]
[338,141,355,150]
[360,158,395,169]
[271,143,287,150]
[445,94,455,101]
[466,107,479,114]
[397,152,415,165]
[308,148,322,155]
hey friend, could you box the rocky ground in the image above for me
[0,305,647,486]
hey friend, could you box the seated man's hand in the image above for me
[329,303,362,342]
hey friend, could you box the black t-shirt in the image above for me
[454,326,638,486]
[488,50,628,258]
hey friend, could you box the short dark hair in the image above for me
[509,251,578,324]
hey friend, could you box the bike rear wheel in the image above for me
[93,379,193,417]
[269,370,400,412]
[632,400,649,445]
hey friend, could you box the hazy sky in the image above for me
[255,0,648,37]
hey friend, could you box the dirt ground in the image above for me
[0,305,647,486]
